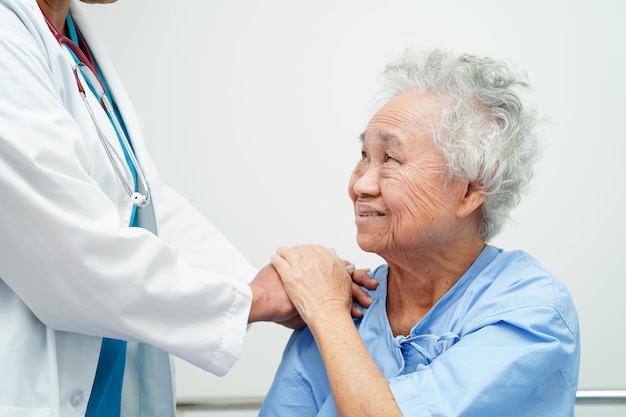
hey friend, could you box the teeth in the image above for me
[356,204,385,216]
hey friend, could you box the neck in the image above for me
[37,0,71,36]
[384,238,486,336]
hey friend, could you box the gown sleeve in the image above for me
[259,328,328,417]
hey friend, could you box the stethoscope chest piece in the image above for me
[131,192,149,208]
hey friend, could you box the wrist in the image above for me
[306,303,352,332]
[247,282,264,323]
[247,281,296,324]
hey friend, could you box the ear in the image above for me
[456,182,487,219]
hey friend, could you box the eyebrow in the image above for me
[359,132,401,146]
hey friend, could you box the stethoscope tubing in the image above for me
[74,64,149,208]
[44,14,150,208]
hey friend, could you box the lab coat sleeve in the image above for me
[149,169,259,373]
[0,4,254,376]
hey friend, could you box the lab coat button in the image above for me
[69,390,84,407]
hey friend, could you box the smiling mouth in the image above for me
[358,211,385,217]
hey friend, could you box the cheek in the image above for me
[387,163,452,230]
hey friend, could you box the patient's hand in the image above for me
[348,265,378,318]
[278,259,379,329]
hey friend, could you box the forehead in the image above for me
[362,89,443,147]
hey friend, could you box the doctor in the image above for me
[0,0,376,416]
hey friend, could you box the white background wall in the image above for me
[79,0,625,414]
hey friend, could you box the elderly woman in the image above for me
[260,49,580,417]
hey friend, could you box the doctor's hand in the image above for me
[248,264,297,324]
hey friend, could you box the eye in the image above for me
[384,153,397,163]
[360,150,369,161]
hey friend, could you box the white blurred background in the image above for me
[79,1,626,415]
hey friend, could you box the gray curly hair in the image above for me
[376,48,541,241]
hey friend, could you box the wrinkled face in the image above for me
[349,89,469,256]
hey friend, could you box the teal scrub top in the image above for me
[65,13,138,417]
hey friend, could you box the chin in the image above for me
[356,236,380,254]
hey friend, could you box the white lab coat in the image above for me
[0,0,257,416]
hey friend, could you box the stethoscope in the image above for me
[44,14,150,209]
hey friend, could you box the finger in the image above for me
[351,282,374,308]
[313,245,335,260]
[343,259,356,275]
[363,273,378,290]
[361,273,379,291]
[351,302,364,318]
[276,246,294,259]
[351,269,378,289]
[270,253,290,278]
[327,249,351,271]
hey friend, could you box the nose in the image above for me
[351,164,381,198]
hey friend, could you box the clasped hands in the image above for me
[247,245,378,328]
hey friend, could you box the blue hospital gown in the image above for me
[259,245,580,417]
